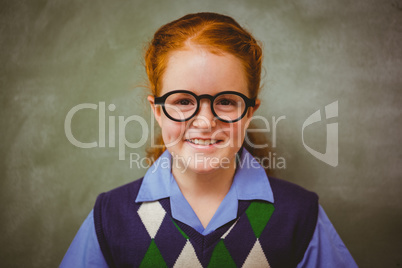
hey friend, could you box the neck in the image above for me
[172,159,237,228]
[172,160,236,198]
[171,154,239,228]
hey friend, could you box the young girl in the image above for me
[61,12,357,267]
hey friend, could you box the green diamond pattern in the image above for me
[207,240,236,268]
[245,201,275,238]
[139,239,167,268]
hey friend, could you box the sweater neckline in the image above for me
[158,198,252,249]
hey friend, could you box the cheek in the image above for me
[237,120,251,144]
[224,121,248,147]
[236,123,247,144]
[160,118,187,145]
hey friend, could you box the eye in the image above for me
[175,98,195,106]
[216,98,236,106]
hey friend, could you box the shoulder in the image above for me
[268,176,319,205]
[97,178,144,202]
[265,177,320,266]
[93,178,147,267]
[268,176,319,225]
[94,178,144,217]
[268,176,319,237]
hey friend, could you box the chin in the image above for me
[168,143,239,174]
[187,153,234,174]
[179,166,222,176]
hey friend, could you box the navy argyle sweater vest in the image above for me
[94,177,318,268]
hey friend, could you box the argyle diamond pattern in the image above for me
[174,240,202,268]
[246,201,275,238]
[208,201,275,267]
[138,201,166,238]
[242,239,271,268]
[137,200,275,267]
[207,240,237,267]
[139,239,167,268]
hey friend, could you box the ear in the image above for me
[147,95,162,128]
[244,99,260,128]
[247,99,260,118]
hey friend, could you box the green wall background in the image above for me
[1,0,401,267]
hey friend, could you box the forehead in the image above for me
[161,47,248,97]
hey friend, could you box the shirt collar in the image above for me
[135,150,173,202]
[136,148,274,234]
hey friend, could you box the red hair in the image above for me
[145,12,263,97]
[144,12,265,162]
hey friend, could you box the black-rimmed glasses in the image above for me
[154,90,256,123]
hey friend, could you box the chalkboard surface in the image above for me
[1,1,401,267]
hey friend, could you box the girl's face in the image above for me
[148,46,259,175]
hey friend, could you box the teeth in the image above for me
[188,139,218,145]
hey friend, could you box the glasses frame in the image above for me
[154,90,256,123]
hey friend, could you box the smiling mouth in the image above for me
[186,138,221,145]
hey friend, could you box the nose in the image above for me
[192,99,216,128]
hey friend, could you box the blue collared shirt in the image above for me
[61,149,358,267]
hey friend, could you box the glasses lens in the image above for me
[164,92,197,121]
[213,94,246,121]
